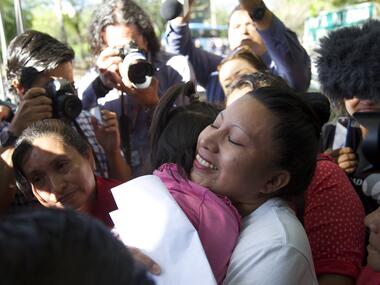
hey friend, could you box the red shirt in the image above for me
[90,176,121,228]
[304,154,365,279]
[357,266,380,285]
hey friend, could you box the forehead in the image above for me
[229,10,252,26]
[21,136,66,173]
[225,95,274,138]
[219,58,258,81]
[103,24,140,47]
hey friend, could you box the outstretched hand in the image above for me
[92,110,121,154]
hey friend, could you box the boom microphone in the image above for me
[160,0,183,21]
[160,0,189,21]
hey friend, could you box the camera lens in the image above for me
[62,96,83,120]
[128,62,153,84]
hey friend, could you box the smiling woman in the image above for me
[11,119,120,227]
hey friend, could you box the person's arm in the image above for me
[240,0,311,92]
[92,110,132,182]
[164,3,223,88]
[304,157,365,284]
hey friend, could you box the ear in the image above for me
[84,149,96,171]
[11,79,25,96]
[261,170,290,194]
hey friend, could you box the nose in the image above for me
[48,174,66,196]
[199,127,220,153]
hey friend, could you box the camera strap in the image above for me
[119,93,132,165]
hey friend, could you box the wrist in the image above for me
[92,76,112,99]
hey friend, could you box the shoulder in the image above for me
[234,199,313,261]
[155,50,191,67]
[96,176,121,191]
[225,199,317,284]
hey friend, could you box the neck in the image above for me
[233,196,269,217]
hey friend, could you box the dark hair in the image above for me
[150,82,220,177]
[12,119,91,193]
[249,87,320,200]
[0,208,154,285]
[229,72,290,96]
[218,45,267,72]
[6,30,74,94]
[303,92,331,127]
[88,0,160,57]
[316,20,380,105]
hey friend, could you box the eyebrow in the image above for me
[222,110,254,141]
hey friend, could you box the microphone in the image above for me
[160,0,189,21]
[362,173,380,204]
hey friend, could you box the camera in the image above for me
[119,42,154,89]
[45,78,82,121]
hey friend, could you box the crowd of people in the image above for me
[1,0,380,284]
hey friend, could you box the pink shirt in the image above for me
[154,163,241,284]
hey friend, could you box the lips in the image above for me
[195,154,218,170]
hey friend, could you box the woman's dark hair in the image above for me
[12,119,91,193]
[303,92,331,127]
[150,82,221,177]
[88,0,160,57]
[249,87,320,200]
[218,45,267,72]
[6,30,74,94]
[0,208,154,285]
[229,72,290,95]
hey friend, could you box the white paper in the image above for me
[110,175,217,285]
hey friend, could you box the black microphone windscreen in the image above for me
[160,0,183,21]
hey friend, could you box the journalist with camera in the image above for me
[1,30,131,208]
[316,20,380,284]
[78,0,195,177]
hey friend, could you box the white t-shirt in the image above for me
[223,198,318,285]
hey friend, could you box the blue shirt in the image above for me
[164,15,311,104]
[78,50,196,177]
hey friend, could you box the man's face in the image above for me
[228,10,266,54]
[102,24,148,52]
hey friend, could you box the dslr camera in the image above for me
[119,41,154,89]
[44,78,82,121]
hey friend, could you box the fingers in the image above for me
[101,110,118,130]
[128,246,161,275]
[337,147,357,173]
[22,87,46,99]
[366,208,380,233]
[97,47,122,70]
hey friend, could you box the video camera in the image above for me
[44,78,82,121]
[119,41,154,89]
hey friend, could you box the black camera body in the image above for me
[119,42,154,89]
[354,112,380,168]
[45,79,82,121]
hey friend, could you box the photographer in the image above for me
[164,0,311,104]
[78,0,196,177]
[2,30,131,208]
[316,20,380,216]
